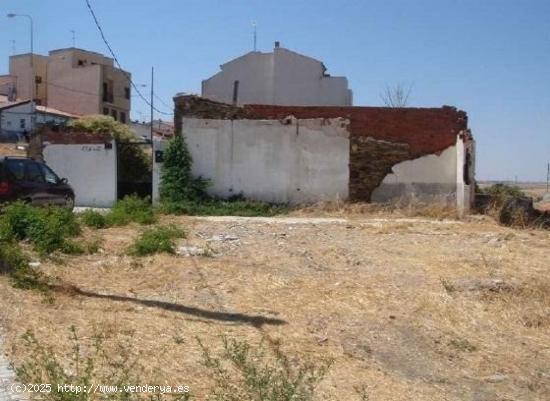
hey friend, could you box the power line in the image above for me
[84,0,173,116]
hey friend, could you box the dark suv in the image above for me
[0,157,75,209]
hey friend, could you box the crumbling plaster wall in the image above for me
[182,117,350,204]
[173,96,473,208]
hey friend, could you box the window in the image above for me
[19,119,26,129]
[25,163,44,183]
[78,59,85,66]
[120,112,127,124]
[103,80,114,103]
[39,164,59,184]
[111,109,118,121]
[5,160,26,180]
[103,107,109,116]
[124,87,130,100]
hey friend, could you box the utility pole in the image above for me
[546,162,549,193]
[150,66,154,144]
[7,13,34,134]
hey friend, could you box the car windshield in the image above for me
[39,163,60,184]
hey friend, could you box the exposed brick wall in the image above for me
[242,104,467,158]
[174,96,469,201]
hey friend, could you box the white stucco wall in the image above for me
[371,144,458,204]
[202,47,352,106]
[43,141,117,207]
[155,117,350,205]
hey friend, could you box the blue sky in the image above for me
[1,0,549,181]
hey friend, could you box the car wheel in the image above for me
[64,195,75,211]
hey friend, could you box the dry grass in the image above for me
[0,214,548,400]
[292,199,459,220]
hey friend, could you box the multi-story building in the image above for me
[202,42,353,106]
[0,48,131,123]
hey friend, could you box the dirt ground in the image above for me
[0,213,549,400]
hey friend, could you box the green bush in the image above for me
[0,202,81,254]
[198,336,331,401]
[159,135,209,203]
[481,183,525,204]
[0,241,48,291]
[80,210,108,229]
[129,225,185,256]
[106,195,156,226]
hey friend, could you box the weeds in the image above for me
[80,210,108,229]
[0,241,49,291]
[106,195,156,226]
[0,202,81,254]
[160,198,287,217]
[129,225,186,256]
[198,336,331,401]
[16,327,190,401]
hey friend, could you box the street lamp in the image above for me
[7,13,35,133]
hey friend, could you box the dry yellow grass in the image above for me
[0,214,548,400]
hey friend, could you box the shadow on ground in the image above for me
[52,284,286,327]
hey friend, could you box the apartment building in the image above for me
[202,42,353,106]
[1,48,131,123]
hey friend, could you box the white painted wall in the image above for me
[202,46,352,106]
[154,117,350,205]
[371,144,458,204]
[43,141,117,207]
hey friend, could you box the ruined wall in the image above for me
[180,117,350,204]
[173,96,472,207]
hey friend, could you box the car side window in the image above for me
[39,164,59,184]
[25,162,45,183]
[5,160,26,180]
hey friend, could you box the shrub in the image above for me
[106,195,156,226]
[80,210,108,229]
[198,336,331,401]
[16,327,190,401]
[0,241,48,291]
[0,202,81,254]
[160,198,287,217]
[129,225,185,256]
[159,135,209,203]
[481,183,525,205]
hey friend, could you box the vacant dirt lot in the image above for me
[0,213,548,400]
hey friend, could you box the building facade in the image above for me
[0,100,76,141]
[202,43,353,106]
[2,48,131,123]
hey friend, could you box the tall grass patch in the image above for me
[129,225,185,256]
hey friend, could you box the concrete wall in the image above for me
[202,46,352,106]
[157,117,350,204]
[43,141,117,207]
[371,144,458,204]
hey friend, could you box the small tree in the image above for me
[380,83,413,108]
[160,135,209,203]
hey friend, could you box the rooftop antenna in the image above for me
[70,30,76,47]
[11,39,16,55]
[252,21,257,51]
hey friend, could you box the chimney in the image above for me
[274,41,280,48]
